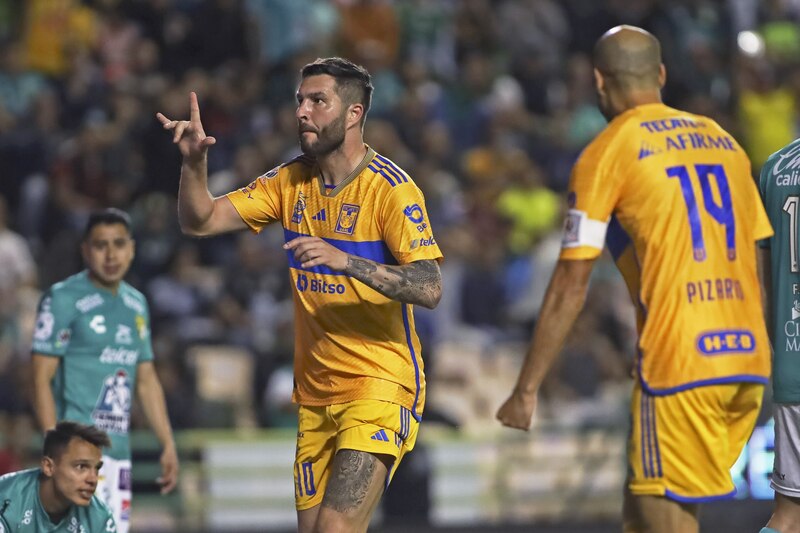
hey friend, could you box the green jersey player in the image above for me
[759,138,800,533]
[0,421,115,532]
[31,209,178,533]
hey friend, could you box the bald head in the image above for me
[594,25,662,89]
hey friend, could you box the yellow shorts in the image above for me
[294,399,419,510]
[629,382,763,502]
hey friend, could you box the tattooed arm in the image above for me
[344,257,442,309]
[283,236,442,308]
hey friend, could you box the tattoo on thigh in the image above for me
[322,450,378,513]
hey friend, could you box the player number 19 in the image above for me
[783,195,799,273]
[666,164,736,262]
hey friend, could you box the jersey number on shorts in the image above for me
[667,164,735,262]
[295,462,316,498]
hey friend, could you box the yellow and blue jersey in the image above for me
[227,147,442,419]
[561,103,772,394]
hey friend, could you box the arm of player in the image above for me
[135,361,179,494]
[31,354,60,432]
[496,258,595,431]
[758,247,773,346]
[157,92,248,237]
[284,236,442,309]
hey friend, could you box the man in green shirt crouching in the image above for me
[0,421,116,532]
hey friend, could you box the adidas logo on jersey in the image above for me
[370,429,389,442]
[312,209,326,221]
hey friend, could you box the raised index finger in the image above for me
[190,91,202,124]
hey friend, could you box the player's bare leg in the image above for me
[297,449,391,533]
[622,486,699,533]
[765,493,800,533]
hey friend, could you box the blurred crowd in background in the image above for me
[0,0,799,473]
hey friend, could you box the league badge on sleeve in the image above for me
[403,204,428,232]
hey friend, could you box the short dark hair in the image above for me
[83,208,132,240]
[301,57,373,126]
[43,421,111,459]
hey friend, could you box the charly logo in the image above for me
[334,204,360,235]
[292,192,308,224]
[89,315,107,334]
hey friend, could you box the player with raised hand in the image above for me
[158,57,442,532]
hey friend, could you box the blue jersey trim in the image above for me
[651,395,663,477]
[401,304,422,422]
[640,392,650,478]
[640,374,769,396]
[374,155,409,184]
[642,394,656,477]
[368,163,397,187]
[284,229,397,274]
[664,488,737,503]
[606,215,631,260]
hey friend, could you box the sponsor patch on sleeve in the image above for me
[561,209,608,249]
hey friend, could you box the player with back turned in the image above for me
[758,138,800,533]
[157,57,442,532]
[497,26,772,533]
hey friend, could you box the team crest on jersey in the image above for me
[92,370,131,434]
[135,315,148,339]
[292,192,308,224]
[115,324,133,345]
[335,204,360,235]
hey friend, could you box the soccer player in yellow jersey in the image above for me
[157,57,442,532]
[497,26,772,533]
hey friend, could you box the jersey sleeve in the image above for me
[226,167,284,233]
[560,131,625,260]
[31,287,76,356]
[380,183,443,264]
[138,298,155,362]
[757,161,774,249]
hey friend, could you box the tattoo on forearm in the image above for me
[344,258,441,308]
[322,450,377,513]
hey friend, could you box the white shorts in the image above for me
[97,455,132,533]
[772,403,800,497]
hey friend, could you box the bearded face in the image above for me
[299,107,347,157]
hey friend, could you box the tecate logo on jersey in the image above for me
[410,237,436,250]
[296,274,345,294]
[99,346,139,365]
[696,329,755,355]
